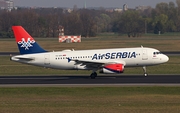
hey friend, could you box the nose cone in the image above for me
[163,54,169,63]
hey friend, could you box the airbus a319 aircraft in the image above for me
[11,26,169,79]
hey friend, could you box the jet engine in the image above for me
[99,64,124,74]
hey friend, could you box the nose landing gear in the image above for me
[143,66,148,76]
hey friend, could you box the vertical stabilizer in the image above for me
[12,26,47,54]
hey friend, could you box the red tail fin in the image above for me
[12,26,47,54]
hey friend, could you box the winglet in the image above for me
[12,26,47,54]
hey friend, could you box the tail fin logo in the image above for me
[18,38,35,50]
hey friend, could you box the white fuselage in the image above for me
[11,47,169,71]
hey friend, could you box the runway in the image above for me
[1,52,180,86]
[0,75,180,86]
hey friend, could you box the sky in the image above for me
[14,0,177,8]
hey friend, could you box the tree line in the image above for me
[0,0,180,38]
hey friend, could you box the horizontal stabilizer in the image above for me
[11,56,34,62]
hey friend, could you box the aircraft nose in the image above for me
[163,54,169,62]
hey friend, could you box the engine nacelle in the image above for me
[99,64,124,74]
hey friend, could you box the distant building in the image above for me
[123,4,128,11]
[105,8,114,13]
[67,8,73,13]
[136,6,151,11]
[114,8,123,12]
[0,0,14,11]
[84,0,87,9]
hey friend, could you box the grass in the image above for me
[1,35,180,52]
[0,35,180,113]
[0,87,180,113]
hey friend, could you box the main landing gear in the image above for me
[143,66,148,77]
[90,67,148,79]
[90,72,97,79]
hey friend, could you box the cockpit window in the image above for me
[153,52,162,55]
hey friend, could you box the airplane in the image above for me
[10,26,169,79]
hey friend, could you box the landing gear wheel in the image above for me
[143,66,148,77]
[90,72,97,79]
[144,73,148,77]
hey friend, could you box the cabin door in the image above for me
[44,54,50,65]
[142,49,148,60]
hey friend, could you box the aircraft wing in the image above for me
[70,58,126,69]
